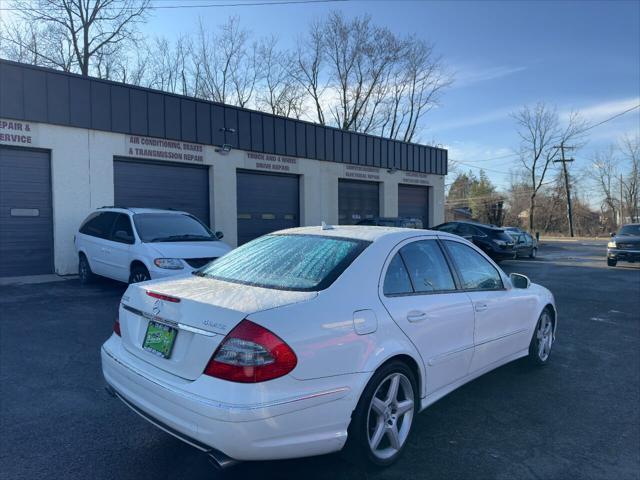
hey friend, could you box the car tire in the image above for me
[129,264,151,283]
[529,247,537,259]
[78,254,94,285]
[345,360,417,468]
[528,309,554,366]
[607,258,617,267]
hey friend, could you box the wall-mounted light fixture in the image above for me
[387,167,398,174]
[215,144,233,154]
[219,127,236,134]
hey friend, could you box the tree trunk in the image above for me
[529,194,536,232]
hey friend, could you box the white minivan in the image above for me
[75,207,232,284]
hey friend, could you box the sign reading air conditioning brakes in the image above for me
[245,152,299,173]
[0,119,37,146]
[126,135,207,163]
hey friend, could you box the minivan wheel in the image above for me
[129,264,150,283]
[78,254,94,285]
[345,361,417,467]
[528,309,554,366]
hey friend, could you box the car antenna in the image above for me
[321,221,334,230]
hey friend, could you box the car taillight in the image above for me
[204,319,297,383]
[114,317,121,337]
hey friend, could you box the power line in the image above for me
[0,0,349,11]
[577,103,640,135]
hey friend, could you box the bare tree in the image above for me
[256,36,305,118]
[144,35,193,95]
[1,16,75,71]
[588,145,619,229]
[6,0,150,76]
[381,37,451,142]
[513,104,586,231]
[619,134,640,222]
[294,20,327,125]
[295,11,450,140]
[195,16,258,107]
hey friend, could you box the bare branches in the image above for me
[2,8,450,140]
[512,103,586,230]
[4,0,150,76]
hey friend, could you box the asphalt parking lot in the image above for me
[1,240,639,480]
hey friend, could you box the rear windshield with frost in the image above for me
[195,234,370,291]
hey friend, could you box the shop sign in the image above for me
[126,136,204,163]
[344,165,380,181]
[0,119,36,146]
[401,171,431,186]
[246,152,299,173]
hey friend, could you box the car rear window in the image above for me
[488,229,514,242]
[196,234,370,291]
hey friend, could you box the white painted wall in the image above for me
[1,120,445,276]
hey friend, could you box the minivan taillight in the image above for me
[204,319,297,383]
[113,317,121,337]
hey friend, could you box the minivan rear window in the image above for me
[196,234,370,291]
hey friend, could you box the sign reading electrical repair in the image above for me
[245,152,299,173]
[344,165,381,181]
[126,136,204,163]
[0,119,36,146]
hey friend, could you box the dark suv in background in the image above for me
[433,221,516,261]
[607,223,640,266]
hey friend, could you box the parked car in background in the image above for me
[102,226,556,468]
[356,217,424,229]
[512,232,538,259]
[607,223,640,267]
[432,221,516,261]
[75,207,232,284]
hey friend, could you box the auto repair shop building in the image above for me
[0,59,448,277]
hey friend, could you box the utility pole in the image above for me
[553,143,575,237]
[620,174,624,226]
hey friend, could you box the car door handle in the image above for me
[407,311,428,323]
[474,303,488,312]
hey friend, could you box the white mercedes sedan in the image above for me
[101,226,556,468]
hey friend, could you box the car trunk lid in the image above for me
[119,275,317,380]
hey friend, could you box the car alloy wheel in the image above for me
[535,311,553,362]
[129,266,150,284]
[78,255,93,285]
[366,372,415,461]
[530,248,537,259]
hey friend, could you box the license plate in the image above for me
[143,321,177,359]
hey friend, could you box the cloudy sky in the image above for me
[139,0,639,192]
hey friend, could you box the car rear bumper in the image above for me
[607,248,640,262]
[101,336,359,461]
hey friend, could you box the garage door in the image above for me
[338,179,379,225]
[399,184,430,228]
[236,170,299,245]
[114,158,210,225]
[0,147,54,277]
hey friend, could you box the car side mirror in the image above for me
[114,230,134,244]
[509,273,530,289]
[214,231,224,240]
[610,232,615,237]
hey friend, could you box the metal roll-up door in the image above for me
[113,158,210,225]
[0,146,54,276]
[399,184,430,228]
[338,179,380,225]
[236,170,299,245]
